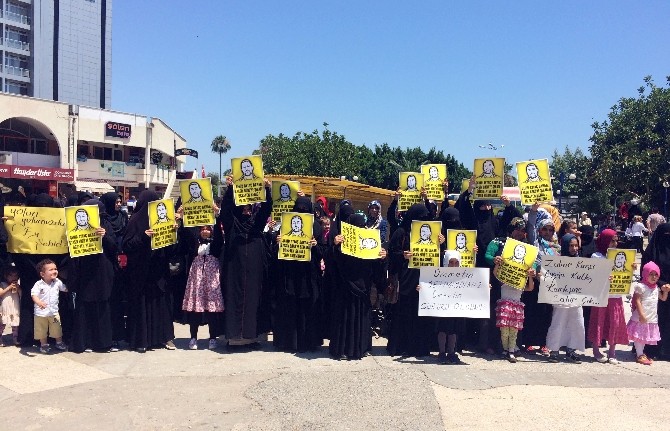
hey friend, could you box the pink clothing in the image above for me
[496,299,525,330]
[182,255,224,313]
[587,297,628,345]
[627,321,661,344]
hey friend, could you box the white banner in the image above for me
[418,267,490,318]
[538,255,612,307]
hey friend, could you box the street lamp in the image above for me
[558,172,576,214]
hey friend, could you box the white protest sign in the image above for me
[418,267,490,318]
[538,255,611,307]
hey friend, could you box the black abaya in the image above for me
[642,223,670,358]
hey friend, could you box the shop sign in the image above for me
[105,121,132,139]
[0,164,74,181]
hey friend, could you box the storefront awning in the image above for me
[74,180,115,194]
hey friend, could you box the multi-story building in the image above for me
[1,0,112,108]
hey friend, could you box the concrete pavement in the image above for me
[1,321,670,431]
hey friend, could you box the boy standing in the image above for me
[31,259,68,353]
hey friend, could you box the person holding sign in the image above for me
[220,176,272,346]
[545,234,586,363]
[586,230,630,364]
[123,191,177,353]
[627,261,669,365]
[273,197,324,353]
[387,203,444,358]
[330,213,387,360]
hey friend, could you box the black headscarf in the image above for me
[578,225,596,258]
[440,207,461,233]
[643,223,670,285]
[347,213,366,228]
[293,196,312,214]
[65,194,79,208]
[100,192,127,236]
[33,193,57,208]
[561,233,578,257]
[124,190,158,241]
[400,203,430,229]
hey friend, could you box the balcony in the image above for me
[4,38,30,52]
[4,10,31,25]
[4,65,30,78]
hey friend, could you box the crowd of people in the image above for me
[1,176,670,368]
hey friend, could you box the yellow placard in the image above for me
[398,172,424,211]
[446,229,477,268]
[231,155,265,206]
[148,199,178,250]
[409,220,441,268]
[516,159,553,205]
[497,238,539,289]
[278,212,313,262]
[421,164,447,201]
[340,221,382,259]
[5,206,68,254]
[271,180,300,222]
[607,248,636,295]
[180,178,215,227]
[65,205,102,257]
[474,158,504,200]
[461,179,470,194]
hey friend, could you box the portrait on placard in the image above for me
[421,164,447,201]
[497,237,539,289]
[271,180,300,222]
[148,199,178,250]
[473,157,504,200]
[340,221,382,259]
[409,220,441,268]
[278,212,313,262]
[446,229,477,268]
[516,159,553,205]
[231,155,266,206]
[398,172,424,211]
[607,248,636,295]
[180,178,215,227]
[65,205,102,257]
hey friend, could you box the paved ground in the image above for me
[2,321,670,431]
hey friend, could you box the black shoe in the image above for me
[136,347,146,353]
[507,352,518,363]
[339,354,348,361]
[446,353,460,364]
[566,351,582,364]
[437,352,447,364]
[548,352,559,363]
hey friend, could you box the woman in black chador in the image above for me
[122,190,175,352]
[329,213,387,360]
[273,197,324,353]
[219,177,272,346]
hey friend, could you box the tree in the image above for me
[211,135,231,181]
[589,76,670,211]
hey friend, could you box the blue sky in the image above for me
[111,1,670,178]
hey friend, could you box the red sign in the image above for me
[0,164,75,181]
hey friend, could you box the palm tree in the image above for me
[211,135,231,181]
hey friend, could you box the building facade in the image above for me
[1,0,112,108]
[0,92,186,202]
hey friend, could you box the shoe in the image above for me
[165,340,176,350]
[594,355,608,363]
[39,345,51,354]
[363,351,372,357]
[507,352,518,363]
[636,354,652,365]
[566,351,582,364]
[607,357,619,365]
[136,347,146,353]
[548,352,559,363]
[109,346,120,352]
[208,339,218,350]
[540,346,550,356]
[84,348,93,353]
[437,352,447,364]
[189,338,198,350]
[55,342,67,351]
[339,354,348,361]
[446,353,460,364]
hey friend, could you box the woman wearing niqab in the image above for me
[642,223,670,358]
[219,180,272,346]
[329,213,387,360]
[386,203,433,357]
[122,190,175,352]
[273,197,324,352]
[68,199,115,352]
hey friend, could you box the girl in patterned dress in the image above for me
[182,225,225,350]
[0,266,21,346]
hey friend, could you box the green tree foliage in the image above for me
[256,124,471,191]
[211,135,231,180]
[589,76,670,209]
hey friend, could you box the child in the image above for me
[31,259,68,353]
[182,225,224,350]
[545,234,585,363]
[0,266,21,347]
[627,261,669,365]
[493,260,536,363]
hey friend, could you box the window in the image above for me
[33,139,48,155]
[94,147,104,159]
[79,145,89,156]
[114,149,123,161]
[4,81,27,95]
[104,147,112,161]
[6,137,28,153]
